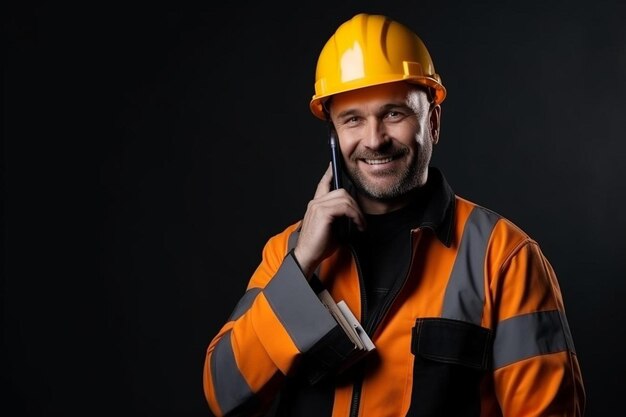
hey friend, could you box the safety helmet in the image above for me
[310,13,446,120]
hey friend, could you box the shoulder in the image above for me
[454,195,535,252]
[247,220,303,289]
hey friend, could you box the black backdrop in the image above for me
[3,1,626,416]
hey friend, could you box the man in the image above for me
[203,13,585,417]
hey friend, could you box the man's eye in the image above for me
[385,111,403,119]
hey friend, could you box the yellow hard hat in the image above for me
[310,13,446,120]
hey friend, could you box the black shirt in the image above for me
[351,167,455,323]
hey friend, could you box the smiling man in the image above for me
[329,82,438,208]
[203,13,586,417]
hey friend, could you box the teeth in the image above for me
[364,157,393,165]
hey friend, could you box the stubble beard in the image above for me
[347,139,432,201]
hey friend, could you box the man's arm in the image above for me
[202,226,352,417]
[489,239,586,416]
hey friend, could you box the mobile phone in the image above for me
[328,130,351,239]
[329,130,343,190]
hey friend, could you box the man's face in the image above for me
[329,82,440,206]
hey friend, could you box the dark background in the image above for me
[3,1,625,416]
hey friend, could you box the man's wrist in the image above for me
[291,248,314,280]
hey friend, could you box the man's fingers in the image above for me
[309,190,367,232]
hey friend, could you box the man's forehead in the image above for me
[330,83,428,115]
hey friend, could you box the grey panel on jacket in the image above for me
[211,330,254,414]
[443,206,500,324]
[493,309,570,369]
[264,253,337,352]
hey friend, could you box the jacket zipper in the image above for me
[347,228,421,417]
[348,377,364,417]
[348,243,366,417]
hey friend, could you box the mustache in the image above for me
[350,146,409,161]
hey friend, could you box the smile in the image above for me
[363,157,394,165]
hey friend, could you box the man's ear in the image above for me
[429,104,442,145]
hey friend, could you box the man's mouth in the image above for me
[363,156,394,165]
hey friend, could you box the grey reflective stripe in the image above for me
[288,230,299,251]
[288,229,322,277]
[559,309,576,353]
[211,330,254,414]
[493,309,572,369]
[442,206,500,325]
[264,254,337,352]
[228,288,262,321]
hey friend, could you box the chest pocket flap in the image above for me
[412,318,493,370]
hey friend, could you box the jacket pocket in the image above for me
[405,318,493,417]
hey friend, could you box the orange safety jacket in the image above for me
[203,169,585,417]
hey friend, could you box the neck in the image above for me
[358,193,413,215]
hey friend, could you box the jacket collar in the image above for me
[342,165,455,247]
[412,166,455,248]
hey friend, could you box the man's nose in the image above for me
[362,119,390,149]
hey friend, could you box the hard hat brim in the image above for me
[309,77,446,120]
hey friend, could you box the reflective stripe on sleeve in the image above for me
[228,288,262,321]
[493,309,570,369]
[288,229,299,251]
[263,253,337,352]
[443,206,500,324]
[211,330,254,414]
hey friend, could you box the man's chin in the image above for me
[358,182,402,200]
